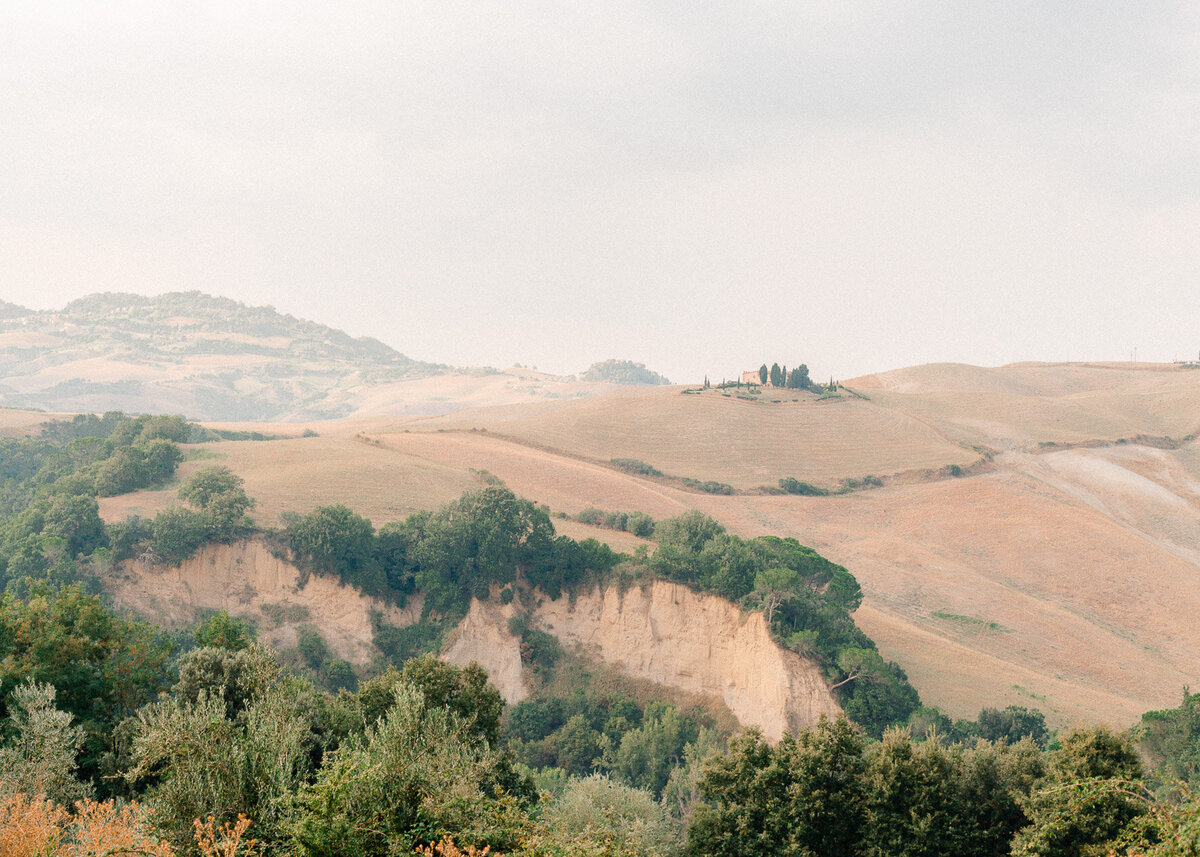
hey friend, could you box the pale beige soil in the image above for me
[109,540,421,664]
[409,386,978,489]
[0,408,64,437]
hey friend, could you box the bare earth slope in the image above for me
[441,581,840,739]
[98,361,1200,728]
[113,540,833,738]
[108,539,421,663]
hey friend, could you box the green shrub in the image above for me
[577,507,607,527]
[298,627,332,670]
[778,477,829,496]
[150,508,208,564]
[374,621,444,666]
[610,458,663,477]
[680,478,734,495]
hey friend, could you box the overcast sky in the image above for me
[3,2,1199,383]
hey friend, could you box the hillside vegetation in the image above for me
[7,408,1200,854]
[580,359,671,385]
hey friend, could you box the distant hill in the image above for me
[0,292,614,420]
[82,360,1200,728]
[580,359,671,385]
[0,300,32,319]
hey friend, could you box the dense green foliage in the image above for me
[507,684,717,798]
[1139,689,1200,794]
[1,582,1200,855]
[575,507,656,538]
[291,681,528,855]
[750,361,813,389]
[908,704,1050,749]
[150,466,256,563]
[287,485,620,619]
[0,585,176,790]
[287,504,385,595]
[1011,726,1146,856]
[0,412,194,590]
[609,458,663,477]
[678,477,734,495]
[684,718,1161,857]
[778,476,829,496]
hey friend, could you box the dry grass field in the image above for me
[0,408,66,438]
[409,385,979,489]
[853,362,1200,448]
[91,361,1200,728]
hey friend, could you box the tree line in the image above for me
[2,587,1200,855]
[755,362,813,389]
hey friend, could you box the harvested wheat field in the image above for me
[852,362,1200,448]
[99,434,479,527]
[408,385,979,489]
[683,460,1200,727]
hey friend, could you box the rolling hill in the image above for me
[82,360,1200,729]
[0,292,638,420]
[7,295,1199,731]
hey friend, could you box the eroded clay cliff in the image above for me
[112,541,839,739]
[109,539,420,664]
[444,581,841,741]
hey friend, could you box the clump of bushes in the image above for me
[680,478,734,495]
[610,458,663,477]
[778,477,829,496]
[839,474,884,492]
[508,616,562,678]
[149,467,255,565]
[575,508,656,538]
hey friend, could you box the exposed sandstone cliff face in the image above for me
[109,539,420,664]
[534,582,840,741]
[445,581,840,741]
[441,596,529,703]
[111,541,839,739]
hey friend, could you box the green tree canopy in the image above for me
[288,504,385,595]
[290,682,529,856]
[1013,725,1145,857]
[687,718,867,857]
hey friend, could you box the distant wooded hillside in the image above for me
[580,359,671,385]
[0,292,620,421]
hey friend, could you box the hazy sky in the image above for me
[3,2,1199,383]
